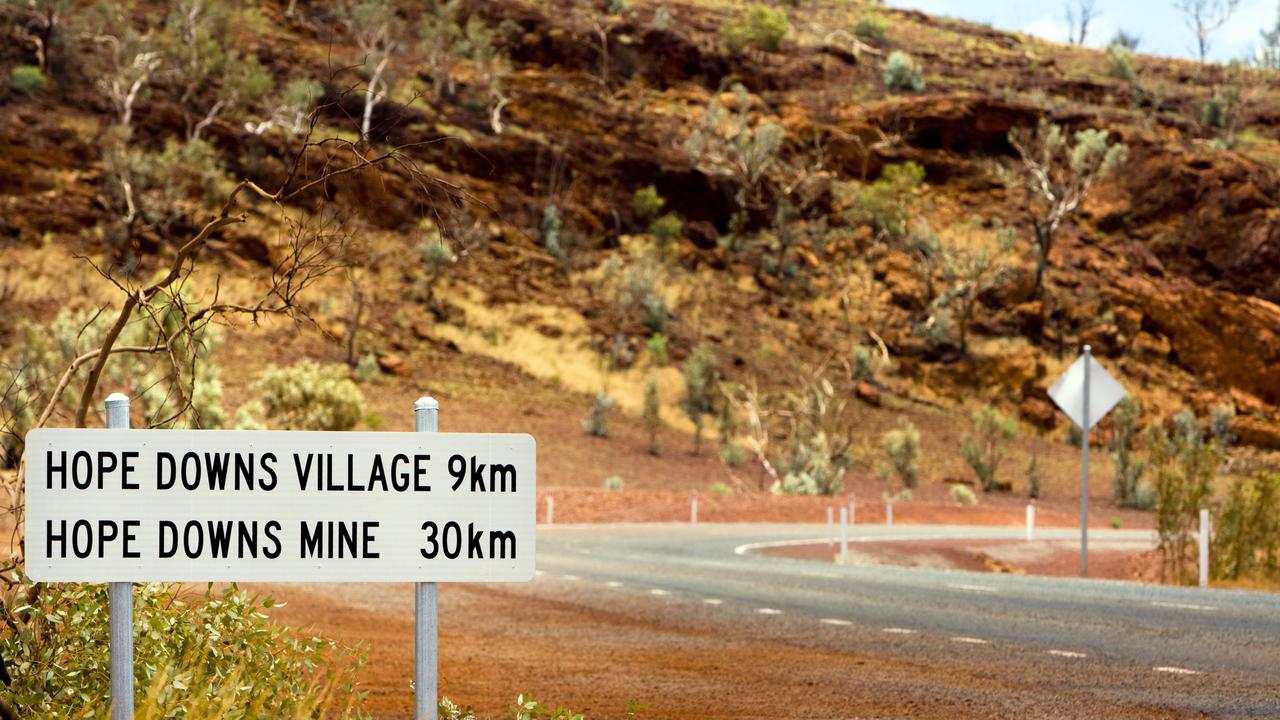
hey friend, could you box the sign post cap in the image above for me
[414,396,439,411]
[104,392,130,406]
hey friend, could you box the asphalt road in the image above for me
[529,523,1280,719]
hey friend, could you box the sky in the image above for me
[883,0,1278,63]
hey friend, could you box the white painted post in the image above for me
[849,493,856,526]
[1026,503,1035,542]
[839,507,848,565]
[105,393,133,720]
[827,506,834,546]
[886,501,894,527]
[1199,508,1210,588]
[691,490,698,525]
[1081,345,1092,578]
[413,397,440,720]
[546,490,554,525]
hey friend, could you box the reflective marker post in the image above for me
[105,393,133,720]
[414,397,439,720]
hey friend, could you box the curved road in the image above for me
[529,523,1280,718]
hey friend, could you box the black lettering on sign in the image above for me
[419,521,516,560]
[157,452,176,489]
[121,451,139,489]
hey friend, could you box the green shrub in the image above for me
[847,161,925,241]
[851,346,874,381]
[643,373,661,455]
[646,333,669,365]
[254,359,365,430]
[649,213,682,260]
[883,51,924,92]
[720,4,788,53]
[1210,403,1236,450]
[354,352,382,383]
[960,404,1017,492]
[603,475,625,490]
[1105,43,1138,83]
[949,483,978,506]
[852,13,886,40]
[681,343,719,454]
[1027,456,1042,499]
[0,578,364,718]
[632,185,665,221]
[1211,470,1280,582]
[541,205,566,263]
[582,392,613,437]
[880,417,920,490]
[1109,396,1147,507]
[1149,409,1221,584]
[9,65,47,95]
[1111,517,1123,529]
[709,481,733,496]
[720,440,744,467]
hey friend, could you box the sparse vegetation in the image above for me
[643,373,661,455]
[582,392,613,437]
[604,475,625,490]
[1027,456,1042,499]
[681,343,719,454]
[949,483,978,506]
[720,4,789,54]
[1149,410,1222,584]
[881,418,920,490]
[852,13,887,40]
[846,161,925,242]
[632,185,665,222]
[649,213,683,260]
[9,65,47,94]
[1109,397,1149,508]
[251,360,365,431]
[882,51,925,92]
[960,405,1017,492]
[1211,470,1280,582]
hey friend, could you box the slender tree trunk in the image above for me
[362,54,390,142]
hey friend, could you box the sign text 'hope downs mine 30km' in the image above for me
[24,430,536,583]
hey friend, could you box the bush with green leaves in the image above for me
[1109,396,1148,508]
[541,205,566,263]
[852,13,887,40]
[582,392,613,437]
[960,404,1017,492]
[681,343,719,454]
[720,440,744,467]
[883,51,925,92]
[928,221,1015,355]
[1026,456,1042,499]
[417,234,455,304]
[649,213,682,260]
[846,161,925,242]
[1149,410,1222,584]
[354,353,381,383]
[9,65,47,94]
[851,346,874,382]
[709,481,733,496]
[1211,470,1280,582]
[603,475,625,490]
[643,373,661,455]
[682,83,785,235]
[632,185,665,222]
[646,333,669,365]
[1106,43,1139,83]
[720,5,789,53]
[251,359,365,431]
[605,256,669,333]
[880,417,920,490]
[0,577,365,718]
[949,483,978,506]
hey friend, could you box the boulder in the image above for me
[1236,416,1280,451]
[854,381,881,407]
[1019,396,1058,430]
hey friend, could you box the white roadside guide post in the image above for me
[827,506,834,546]
[546,490,554,525]
[849,493,856,526]
[1200,508,1211,588]
[1048,345,1127,577]
[105,393,133,720]
[886,501,893,527]
[26,396,536,720]
[691,490,698,525]
[1026,502,1035,542]
[414,397,439,720]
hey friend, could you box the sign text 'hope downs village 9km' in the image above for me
[24,429,536,583]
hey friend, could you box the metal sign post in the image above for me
[105,393,134,720]
[414,397,439,720]
[1048,344,1126,579]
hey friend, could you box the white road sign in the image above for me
[1048,354,1126,430]
[24,429,536,583]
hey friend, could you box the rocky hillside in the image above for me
[3,0,1280,489]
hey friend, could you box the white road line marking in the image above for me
[1154,666,1201,675]
[604,581,622,588]
[562,574,580,581]
[812,572,840,579]
[882,627,916,634]
[649,589,669,596]
[947,583,997,593]
[1151,601,1217,611]
[820,618,852,626]
[950,636,990,645]
[703,598,723,605]
[1048,650,1087,658]
[756,608,783,615]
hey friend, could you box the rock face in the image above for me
[1113,277,1280,406]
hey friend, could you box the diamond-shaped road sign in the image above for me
[1048,353,1127,430]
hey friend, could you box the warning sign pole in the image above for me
[414,396,440,720]
[1080,345,1091,578]
[105,392,134,720]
